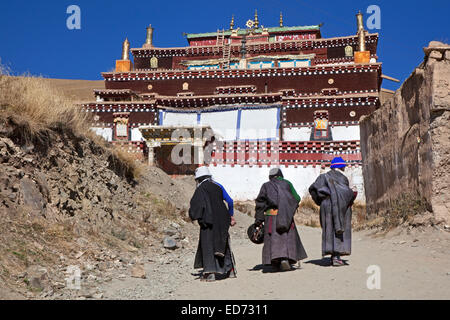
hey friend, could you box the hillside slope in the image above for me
[0,73,195,299]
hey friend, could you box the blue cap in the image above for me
[330,157,346,169]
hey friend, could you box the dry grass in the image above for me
[352,200,368,230]
[295,196,320,227]
[0,66,90,136]
[108,147,144,180]
[298,196,320,213]
[0,65,142,179]
[353,193,430,231]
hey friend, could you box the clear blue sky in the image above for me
[1,0,449,90]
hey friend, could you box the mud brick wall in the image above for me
[360,41,450,224]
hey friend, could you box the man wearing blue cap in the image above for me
[308,157,357,266]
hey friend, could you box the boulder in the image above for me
[163,236,178,250]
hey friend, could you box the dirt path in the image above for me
[101,211,450,300]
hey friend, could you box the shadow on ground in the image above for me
[249,264,299,273]
[304,257,349,267]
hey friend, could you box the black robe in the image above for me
[189,179,234,274]
[308,169,355,256]
[255,177,308,265]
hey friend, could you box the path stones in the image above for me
[163,236,178,250]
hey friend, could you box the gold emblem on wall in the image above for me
[345,45,354,57]
[150,56,158,69]
[314,119,328,130]
[182,82,189,91]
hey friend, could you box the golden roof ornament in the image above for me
[279,12,283,27]
[230,15,235,30]
[254,9,259,28]
[144,24,154,48]
[356,11,366,52]
[121,38,130,60]
[356,11,364,34]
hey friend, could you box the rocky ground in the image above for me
[98,209,255,300]
[0,117,195,300]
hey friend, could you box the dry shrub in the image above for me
[378,194,429,230]
[354,193,430,231]
[352,200,367,229]
[109,147,144,180]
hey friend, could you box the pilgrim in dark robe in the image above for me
[254,168,307,271]
[308,157,357,266]
[189,166,236,281]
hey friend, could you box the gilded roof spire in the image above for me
[254,9,259,28]
[279,12,283,27]
[121,37,130,60]
[144,24,154,48]
[230,14,235,30]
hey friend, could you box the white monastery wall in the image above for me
[208,165,365,202]
[330,125,360,141]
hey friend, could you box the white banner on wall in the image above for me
[160,106,281,141]
[239,108,279,140]
[200,110,239,140]
[161,112,198,126]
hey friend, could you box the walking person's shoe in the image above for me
[200,273,216,282]
[280,259,292,271]
[271,259,281,272]
[227,268,237,279]
[332,257,345,267]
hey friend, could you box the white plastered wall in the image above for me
[131,128,144,141]
[208,165,365,202]
[282,127,312,141]
[330,125,360,141]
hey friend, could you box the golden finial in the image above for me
[144,24,154,47]
[356,10,364,34]
[254,9,259,28]
[230,15,235,30]
[280,12,283,27]
[122,37,130,60]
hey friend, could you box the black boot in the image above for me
[280,259,292,271]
